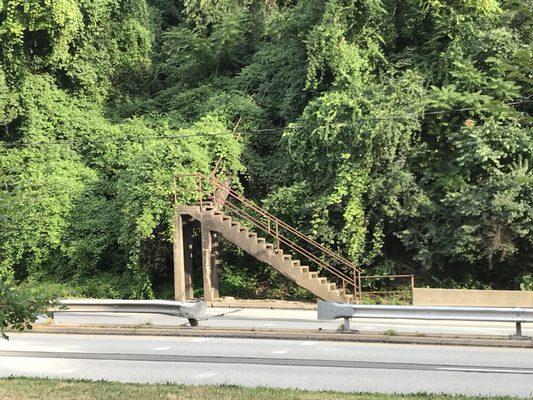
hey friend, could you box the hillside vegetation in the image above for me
[0,0,531,299]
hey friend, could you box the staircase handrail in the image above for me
[206,174,360,274]
[175,172,361,299]
[215,195,355,285]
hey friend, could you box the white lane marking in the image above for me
[301,341,317,346]
[271,350,288,354]
[57,369,78,374]
[154,346,173,351]
[190,338,208,343]
[438,367,533,374]
[192,372,217,379]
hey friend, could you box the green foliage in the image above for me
[0,280,55,339]
[0,0,152,97]
[263,0,532,288]
[219,265,258,299]
[0,0,531,300]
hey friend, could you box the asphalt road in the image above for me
[1,333,532,397]
[41,307,533,337]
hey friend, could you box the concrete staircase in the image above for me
[183,203,354,303]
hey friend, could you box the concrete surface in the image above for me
[1,333,532,397]
[209,298,316,309]
[413,288,533,307]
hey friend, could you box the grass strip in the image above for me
[0,378,517,400]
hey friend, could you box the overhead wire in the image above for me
[0,131,233,148]
[254,98,532,132]
[0,97,530,148]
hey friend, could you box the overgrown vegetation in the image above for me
[0,0,531,299]
[0,280,54,338]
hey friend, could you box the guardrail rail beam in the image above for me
[317,301,532,339]
[50,299,206,327]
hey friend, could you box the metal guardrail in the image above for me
[50,299,206,326]
[317,301,533,338]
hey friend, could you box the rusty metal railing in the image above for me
[174,173,362,302]
[360,274,415,305]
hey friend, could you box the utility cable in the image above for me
[0,98,530,148]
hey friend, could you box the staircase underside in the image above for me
[179,205,353,303]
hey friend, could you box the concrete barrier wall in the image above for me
[413,288,533,307]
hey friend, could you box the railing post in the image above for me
[173,176,178,208]
[410,274,415,305]
[354,270,358,304]
[356,270,362,304]
[275,220,279,250]
[198,175,203,210]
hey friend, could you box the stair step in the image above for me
[191,203,350,302]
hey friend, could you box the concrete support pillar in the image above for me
[173,213,186,301]
[201,225,220,302]
[183,221,194,299]
[211,232,220,299]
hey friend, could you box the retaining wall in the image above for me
[413,287,533,307]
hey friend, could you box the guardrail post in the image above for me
[515,322,522,338]
[343,317,350,332]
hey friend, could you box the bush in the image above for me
[0,280,55,339]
